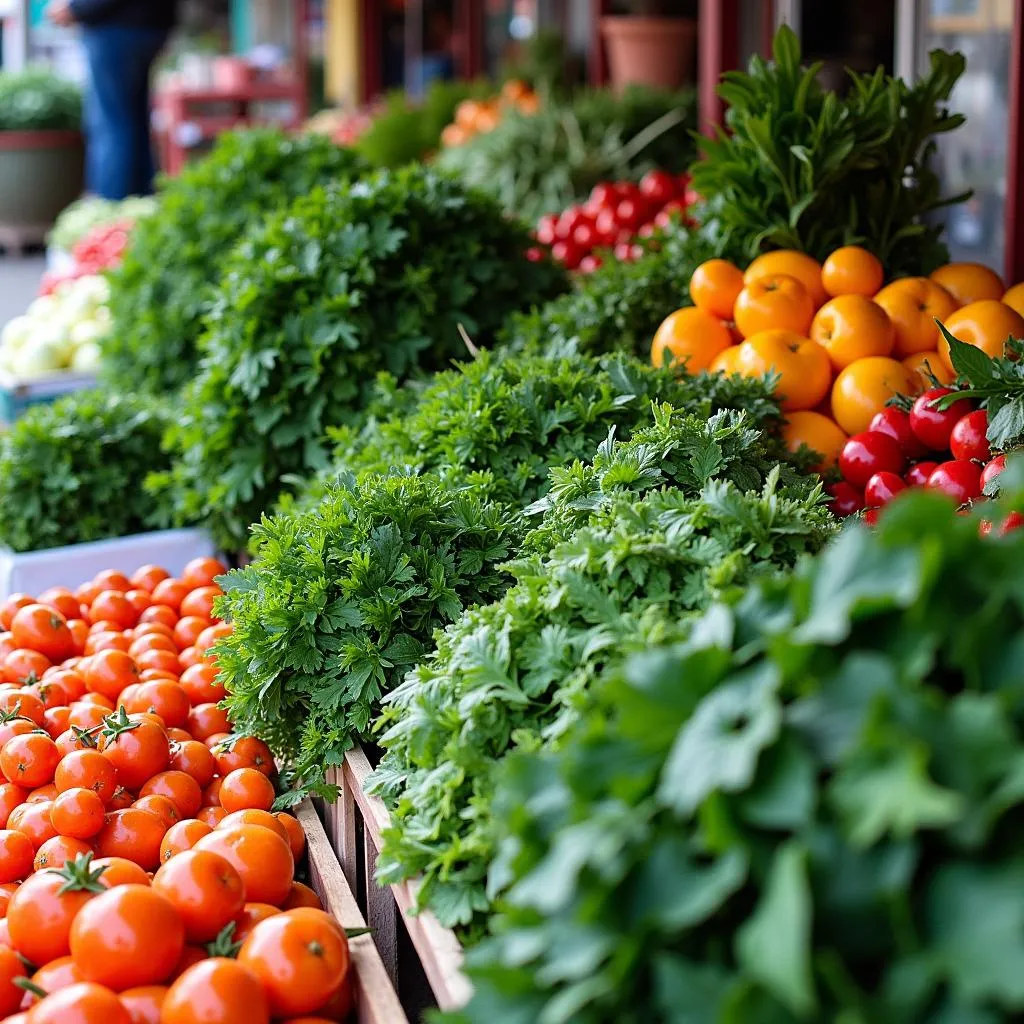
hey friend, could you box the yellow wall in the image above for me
[325,0,360,107]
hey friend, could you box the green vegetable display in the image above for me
[216,471,520,793]
[453,485,1024,1023]
[103,129,368,394]
[0,69,81,131]
[692,26,966,274]
[369,407,833,936]
[437,86,697,222]
[0,391,174,554]
[152,166,567,551]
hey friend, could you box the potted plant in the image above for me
[0,69,84,241]
[600,1,697,92]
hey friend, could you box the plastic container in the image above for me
[0,528,217,599]
[0,368,98,425]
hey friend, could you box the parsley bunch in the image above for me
[214,471,521,793]
[0,390,175,553]
[152,166,567,551]
[103,129,368,394]
[455,487,1024,1023]
[369,410,833,935]
[299,349,782,511]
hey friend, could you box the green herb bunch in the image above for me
[0,68,81,131]
[437,86,696,222]
[103,129,368,394]
[691,26,966,275]
[505,221,736,360]
[297,348,781,512]
[0,390,174,553]
[369,410,832,935]
[151,166,567,551]
[454,486,1024,1023]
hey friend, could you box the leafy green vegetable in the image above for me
[296,348,782,511]
[0,68,81,131]
[691,26,967,274]
[504,221,735,360]
[454,485,1024,1023]
[215,471,520,792]
[103,129,368,394]
[369,408,833,936]
[437,86,697,222]
[151,166,567,551]
[0,390,175,553]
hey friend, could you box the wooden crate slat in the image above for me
[298,799,410,1024]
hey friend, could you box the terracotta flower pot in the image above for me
[0,130,84,231]
[600,16,697,92]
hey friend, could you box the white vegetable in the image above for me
[70,341,102,373]
[26,295,57,320]
[69,319,109,347]
[11,335,66,378]
[1,316,35,351]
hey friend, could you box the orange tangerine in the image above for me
[821,246,884,298]
[733,274,815,340]
[930,261,1005,307]
[781,411,848,471]
[744,250,827,308]
[1002,282,1024,317]
[873,277,958,356]
[901,351,955,393]
[831,356,914,435]
[709,345,741,375]
[938,299,1024,372]
[689,259,744,320]
[734,329,831,412]
[650,307,732,373]
[810,294,894,370]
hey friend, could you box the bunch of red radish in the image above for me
[530,170,696,273]
[827,387,1017,530]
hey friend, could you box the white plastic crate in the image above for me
[0,528,218,599]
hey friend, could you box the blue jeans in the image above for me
[81,25,168,200]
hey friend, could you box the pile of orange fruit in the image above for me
[440,80,540,148]
[652,247,1024,471]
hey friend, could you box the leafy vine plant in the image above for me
[690,25,968,277]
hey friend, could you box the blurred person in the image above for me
[45,0,178,200]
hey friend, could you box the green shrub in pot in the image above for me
[0,69,81,131]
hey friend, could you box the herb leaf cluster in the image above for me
[454,487,1024,1023]
[103,129,369,394]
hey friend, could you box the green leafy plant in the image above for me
[453,484,1024,1023]
[297,348,782,511]
[437,86,697,222]
[151,166,567,552]
[0,390,174,553]
[215,471,520,793]
[369,408,833,935]
[691,26,967,274]
[0,68,81,131]
[505,221,735,360]
[103,129,368,395]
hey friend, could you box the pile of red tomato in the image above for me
[531,169,696,272]
[0,558,352,1024]
[38,220,134,298]
[828,386,1017,530]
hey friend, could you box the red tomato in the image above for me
[839,431,906,489]
[905,461,939,488]
[909,387,973,451]
[550,240,581,270]
[949,409,991,463]
[578,254,602,274]
[588,182,617,208]
[826,481,864,517]
[639,169,676,207]
[535,213,557,246]
[927,460,984,505]
[868,407,927,459]
[981,454,1007,490]
[864,471,907,508]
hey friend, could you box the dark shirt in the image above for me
[70,0,178,32]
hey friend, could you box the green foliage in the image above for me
[454,487,1024,1023]
[103,129,368,394]
[215,472,520,791]
[505,222,734,360]
[297,348,781,511]
[151,166,567,551]
[437,86,697,222]
[355,79,492,168]
[0,390,174,553]
[691,26,967,275]
[0,68,81,131]
[369,408,833,935]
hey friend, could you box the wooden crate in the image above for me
[298,798,410,1024]
[320,747,472,1014]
